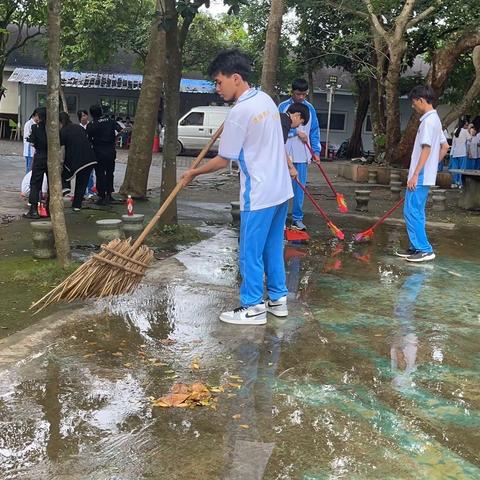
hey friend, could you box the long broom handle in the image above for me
[370,197,404,231]
[294,178,332,225]
[304,141,338,195]
[132,124,224,250]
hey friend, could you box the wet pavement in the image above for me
[1,215,479,480]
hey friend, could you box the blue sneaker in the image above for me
[292,220,307,231]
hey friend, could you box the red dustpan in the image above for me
[285,228,310,242]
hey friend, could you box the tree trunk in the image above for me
[384,42,406,165]
[46,0,70,268]
[442,46,480,128]
[260,0,284,98]
[59,81,68,113]
[307,67,314,104]
[159,0,181,225]
[345,77,369,158]
[119,4,166,198]
[393,32,480,166]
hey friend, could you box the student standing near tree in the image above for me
[77,109,95,198]
[23,107,48,219]
[449,118,470,188]
[181,49,293,325]
[278,79,321,231]
[86,104,122,205]
[396,86,449,263]
[23,109,40,173]
[59,112,97,211]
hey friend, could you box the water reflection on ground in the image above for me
[0,222,479,479]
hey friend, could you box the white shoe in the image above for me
[265,295,288,317]
[219,304,267,325]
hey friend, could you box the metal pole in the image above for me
[325,86,333,160]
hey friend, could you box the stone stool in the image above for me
[432,189,447,211]
[231,201,240,223]
[96,219,123,242]
[427,185,438,207]
[121,214,145,238]
[390,171,401,184]
[368,170,378,184]
[390,181,402,200]
[355,189,371,212]
[31,221,56,259]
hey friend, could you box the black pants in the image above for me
[29,156,48,206]
[94,149,116,198]
[72,166,94,208]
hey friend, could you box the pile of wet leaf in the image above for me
[151,382,223,409]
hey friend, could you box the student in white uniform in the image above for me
[449,118,470,187]
[395,86,449,263]
[181,49,294,325]
[467,126,478,170]
[23,109,40,173]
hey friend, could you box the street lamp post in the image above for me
[325,75,341,160]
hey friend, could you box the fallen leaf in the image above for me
[123,363,132,368]
[112,352,123,357]
[210,386,224,393]
[239,424,250,429]
[232,414,241,420]
[172,383,190,394]
[228,383,242,389]
[190,359,201,370]
[159,338,176,346]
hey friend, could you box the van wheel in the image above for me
[176,141,183,156]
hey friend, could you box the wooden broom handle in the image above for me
[132,124,224,250]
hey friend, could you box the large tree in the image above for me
[46,0,70,267]
[260,0,284,98]
[0,0,45,99]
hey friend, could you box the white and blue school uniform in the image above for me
[404,109,447,254]
[467,133,479,170]
[23,118,36,173]
[219,88,293,307]
[476,133,480,170]
[449,128,470,186]
[278,98,321,222]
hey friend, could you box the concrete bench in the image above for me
[449,169,480,209]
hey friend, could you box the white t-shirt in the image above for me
[23,118,36,157]
[451,127,470,158]
[409,109,447,186]
[219,88,293,212]
[21,171,48,197]
[468,133,479,158]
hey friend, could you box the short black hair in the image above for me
[207,49,251,81]
[36,107,46,122]
[31,108,40,118]
[292,78,309,92]
[89,104,103,119]
[287,102,310,124]
[408,85,436,105]
[59,111,72,127]
[77,109,88,122]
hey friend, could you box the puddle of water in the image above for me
[0,217,479,479]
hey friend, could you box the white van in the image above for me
[161,105,231,155]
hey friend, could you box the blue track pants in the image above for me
[403,185,433,254]
[291,162,308,222]
[239,201,289,306]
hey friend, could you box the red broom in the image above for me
[295,179,345,241]
[304,142,348,213]
[353,197,404,242]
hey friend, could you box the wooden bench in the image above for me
[449,169,480,209]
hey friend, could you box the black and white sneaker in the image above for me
[406,251,436,262]
[265,296,288,317]
[219,304,267,325]
[395,248,418,258]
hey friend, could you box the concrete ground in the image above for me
[1,138,480,479]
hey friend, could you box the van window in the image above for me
[209,113,226,127]
[181,112,204,126]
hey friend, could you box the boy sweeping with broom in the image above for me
[181,49,293,325]
[396,86,449,262]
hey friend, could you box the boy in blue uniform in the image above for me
[278,79,321,231]
[182,49,293,325]
[396,86,449,262]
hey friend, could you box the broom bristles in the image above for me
[353,229,373,242]
[336,194,348,213]
[30,238,154,313]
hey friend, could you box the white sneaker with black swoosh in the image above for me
[265,296,288,317]
[219,304,267,325]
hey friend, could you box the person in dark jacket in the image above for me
[86,104,123,205]
[23,107,48,219]
[59,112,97,211]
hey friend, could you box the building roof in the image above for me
[8,68,216,93]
